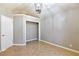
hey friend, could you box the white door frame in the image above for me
[23,16,40,43]
[26,21,40,42]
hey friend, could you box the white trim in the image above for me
[26,38,37,42]
[40,40,79,54]
[12,14,39,19]
[0,44,12,52]
[25,19,40,42]
[38,22,41,41]
[13,43,26,46]
[24,15,39,22]
[0,43,26,53]
[1,47,10,52]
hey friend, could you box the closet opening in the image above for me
[26,21,39,42]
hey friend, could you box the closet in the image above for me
[13,14,40,45]
[26,21,39,42]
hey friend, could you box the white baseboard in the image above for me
[0,44,13,52]
[40,40,79,54]
[13,43,26,46]
[0,43,26,53]
[26,38,37,42]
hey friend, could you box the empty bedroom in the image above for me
[0,3,79,56]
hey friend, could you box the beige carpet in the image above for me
[0,40,79,56]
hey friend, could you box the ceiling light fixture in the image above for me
[34,3,42,14]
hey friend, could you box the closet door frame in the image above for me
[23,17,40,43]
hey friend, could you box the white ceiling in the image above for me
[0,3,39,17]
[0,3,79,17]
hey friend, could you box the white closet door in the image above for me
[1,15,13,51]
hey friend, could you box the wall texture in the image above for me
[13,16,25,44]
[41,4,79,51]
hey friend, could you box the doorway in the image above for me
[26,21,39,42]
